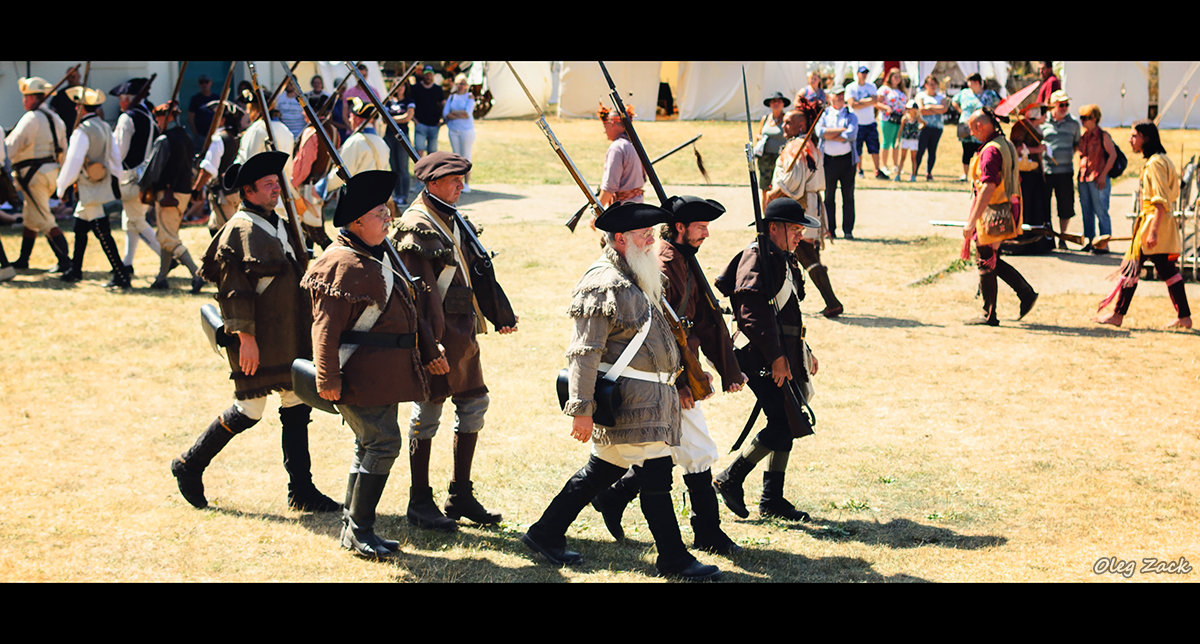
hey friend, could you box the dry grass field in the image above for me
[1,115,1197,583]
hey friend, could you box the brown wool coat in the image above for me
[301,232,435,407]
[660,241,742,392]
[390,193,513,400]
[201,205,312,400]
[715,240,807,377]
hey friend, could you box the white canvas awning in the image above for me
[1060,61,1149,128]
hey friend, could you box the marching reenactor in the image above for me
[522,202,720,581]
[54,85,130,289]
[170,150,339,513]
[195,99,246,237]
[291,101,339,250]
[391,151,518,531]
[712,197,822,523]
[235,89,297,223]
[140,101,204,292]
[301,170,449,558]
[111,78,163,279]
[5,76,71,274]
[324,97,390,194]
[591,195,747,556]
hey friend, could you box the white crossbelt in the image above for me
[593,277,674,385]
[327,246,395,368]
[231,210,296,295]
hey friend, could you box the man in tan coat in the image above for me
[5,76,71,273]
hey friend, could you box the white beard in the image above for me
[623,238,664,308]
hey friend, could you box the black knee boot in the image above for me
[407,437,457,531]
[342,472,396,558]
[684,470,741,555]
[280,404,339,512]
[171,406,259,508]
[967,267,999,325]
[807,264,843,318]
[61,219,89,282]
[91,217,131,289]
[995,258,1037,319]
[759,470,811,521]
[713,455,756,519]
[591,468,640,541]
[47,229,71,273]
[637,457,720,581]
[523,455,626,566]
[13,229,36,269]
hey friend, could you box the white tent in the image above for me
[953,61,1009,95]
[676,62,809,121]
[557,61,661,121]
[1154,61,1200,129]
[1060,61,1149,128]
[478,61,553,119]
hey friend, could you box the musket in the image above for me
[277,61,422,296]
[730,65,816,451]
[930,219,1089,246]
[191,61,237,192]
[245,60,308,269]
[317,69,355,121]
[597,61,715,402]
[506,61,603,232]
[349,61,420,138]
[564,133,707,232]
[72,61,91,130]
[33,63,82,111]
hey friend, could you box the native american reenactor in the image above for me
[522,202,721,581]
[53,85,130,289]
[301,170,449,558]
[5,76,71,274]
[170,151,339,513]
[140,101,204,292]
[391,151,518,532]
[590,195,747,556]
[766,102,844,318]
[195,98,246,237]
[111,78,163,277]
[712,197,821,523]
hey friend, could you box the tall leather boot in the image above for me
[591,468,640,541]
[406,438,457,531]
[61,219,89,282]
[342,472,396,558]
[713,455,756,519]
[344,472,399,552]
[995,259,1037,319]
[759,469,811,521]
[280,404,340,512]
[808,264,843,318]
[92,218,131,290]
[170,406,259,508]
[47,228,71,273]
[522,455,627,566]
[967,268,999,326]
[13,229,36,269]
[443,432,502,524]
[684,470,742,555]
[637,457,720,581]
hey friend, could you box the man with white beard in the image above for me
[522,201,720,581]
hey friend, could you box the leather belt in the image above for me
[339,330,416,349]
[598,362,679,386]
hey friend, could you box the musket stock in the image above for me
[245,60,308,268]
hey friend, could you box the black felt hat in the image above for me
[221,150,288,193]
[595,201,670,233]
[334,170,397,227]
[762,197,820,228]
[412,151,472,183]
[666,195,725,225]
[110,78,150,97]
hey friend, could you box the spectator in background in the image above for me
[443,74,476,193]
[275,81,307,139]
[877,67,908,178]
[816,86,859,239]
[386,78,416,205]
[1077,103,1117,254]
[1009,103,1054,253]
[755,92,790,205]
[1040,90,1081,249]
[896,100,923,182]
[847,65,884,178]
[307,74,330,113]
[188,74,219,149]
[1036,61,1061,107]
[914,75,948,181]
[411,65,445,160]
[342,63,377,121]
[951,73,999,181]
[799,70,826,106]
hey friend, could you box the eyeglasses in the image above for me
[1080,115,1094,121]
[1056,102,1070,108]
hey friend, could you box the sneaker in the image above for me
[926,173,934,181]
[875,170,889,179]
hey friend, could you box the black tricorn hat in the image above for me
[412,150,471,183]
[334,170,397,227]
[762,197,820,228]
[110,78,150,96]
[666,195,725,225]
[595,201,670,233]
[221,150,288,193]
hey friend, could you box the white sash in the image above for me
[407,202,470,300]
[232,210,296,295]
[328,246,395,368]
[584,259,656,383]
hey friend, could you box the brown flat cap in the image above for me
[412,150,471,182]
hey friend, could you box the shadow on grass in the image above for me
[1018,322,1133,338]
[821,313,940,329]
[769,515,1008,551]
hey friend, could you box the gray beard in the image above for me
[624,239,664,308]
